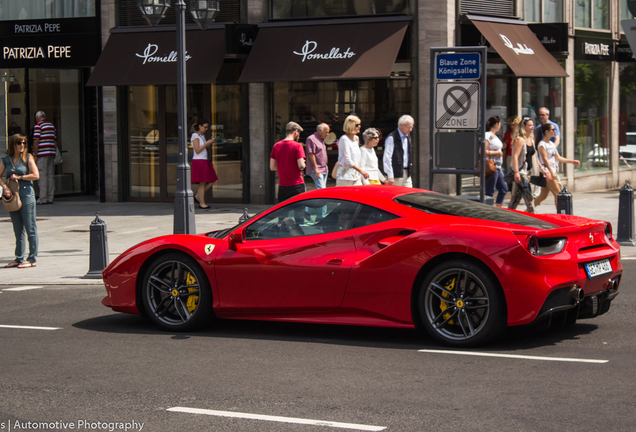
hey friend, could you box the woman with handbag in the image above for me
[484,116,508,207]
[0,134,40,268]
[190,119,218,210]
[335,115,369,186]
[534,125,579,209]
[508,118,536,213]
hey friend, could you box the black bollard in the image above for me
[556,185,573,215]
[617,181,635,246]
[238,208,250,224]
[84,213,109,279]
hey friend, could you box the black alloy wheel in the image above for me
[142,252,213,331]
[418,259,506,347]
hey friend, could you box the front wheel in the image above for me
[141,252,213,332]
[418,259,506,347]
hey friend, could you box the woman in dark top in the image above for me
[0,134,40,268]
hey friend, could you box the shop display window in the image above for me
[521,75,564,162]
[574,62,610,173]
[273,78,411,188]
[619,63,636,169]
[0,0,95,20]
[127,84,242,201]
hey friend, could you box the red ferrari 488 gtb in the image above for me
[102,186,621,347]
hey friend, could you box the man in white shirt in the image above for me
[383,115,414,187]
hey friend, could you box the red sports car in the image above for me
[102,186,622,347]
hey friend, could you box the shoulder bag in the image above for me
[2,158,22,212]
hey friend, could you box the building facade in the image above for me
[3,0,636,203]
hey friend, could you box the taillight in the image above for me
[516,234,566,256]
[527,235,539,255]
[605,223,612,240]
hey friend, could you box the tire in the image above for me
[141,252,213,332]
[417,259,506,347]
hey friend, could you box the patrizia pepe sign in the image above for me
[293,40,356,62]
[135,43,192,65]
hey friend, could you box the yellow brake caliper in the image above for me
[185,272,199,313]
[440,277,456,325]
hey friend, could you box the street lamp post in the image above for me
[138,0,219,234]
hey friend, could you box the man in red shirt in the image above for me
[270,122,306,202]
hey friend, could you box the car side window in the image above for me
[244,199,361,240]
[352,205,399,229]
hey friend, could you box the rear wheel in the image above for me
[418,259,506,347]
[141,252,213,332]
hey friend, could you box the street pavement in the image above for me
[0,188,634,286]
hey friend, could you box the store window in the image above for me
[619,63,636,169]
[272,0,409,19]
[273,78,411,190]
[524,0,563,23]
[485,64,510,138]
[575,0,609,30]
[0,0,95,20]
[521,75,564,144]
[127,84,242,202]
[621,0,634,20]
[1,68,84,194]
[574,63,610,173]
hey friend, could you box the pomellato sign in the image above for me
[500,34,535,55]
[135,43,192,65]
[292,40,356,62]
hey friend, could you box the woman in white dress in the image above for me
[335,115,369,186]
[359,128,386,185]
[190,119,218,209]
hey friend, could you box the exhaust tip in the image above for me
[607,278,619,294]
[572,287,584,303]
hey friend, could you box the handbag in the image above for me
[475,158,497,177]
[2,159,22,212]
[54,147,63,165]
[530,172,547,187]
[331,161,339,180]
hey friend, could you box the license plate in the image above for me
[585,259,612,279]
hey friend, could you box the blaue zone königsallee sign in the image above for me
[435,52,481,80]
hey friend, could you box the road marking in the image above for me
[418,349,608,364]
[0,324,61,331]
[2,285,44,291]
[621,257,636,260]
[167,407,386,431]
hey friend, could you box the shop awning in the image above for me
[86,28,225,86]
[469,16,568,78]
[238,17,410,83]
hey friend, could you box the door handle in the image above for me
[327,258,344,265]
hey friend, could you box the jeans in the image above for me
[485,168,508,205]
[10,191,38,263]
[309,172,327,189]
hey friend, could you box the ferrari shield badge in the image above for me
[205,244,215,255]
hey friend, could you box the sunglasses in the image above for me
[371,136,379,139]
[355,124,361,127]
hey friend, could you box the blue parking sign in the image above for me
[436,53,481,80]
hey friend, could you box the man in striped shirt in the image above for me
[33,111,57,204]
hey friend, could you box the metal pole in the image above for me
[173,0,196,234]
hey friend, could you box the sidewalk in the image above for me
[0,197,267,285]
[0,190,633,286]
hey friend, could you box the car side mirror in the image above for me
[230,230,244,245]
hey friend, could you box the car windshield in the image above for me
[395,193,558,230]
[207,208,269,239]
